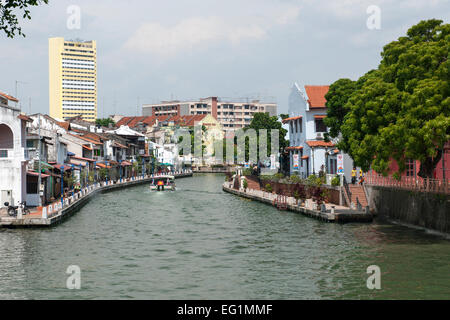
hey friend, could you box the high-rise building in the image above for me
[49,37,97,121]
[142,97,277,131]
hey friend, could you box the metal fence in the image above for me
[365,171,449,194]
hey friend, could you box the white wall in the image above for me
[0,105,27,207]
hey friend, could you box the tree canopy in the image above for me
[0,0,48,38]
[325,19,449,178]
[96,118,115,128]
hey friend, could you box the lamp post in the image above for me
[60,165,64,207]
[71,164,75,196]
[105,161,109,184]
[142,157,145,179]
[119,160,122,182]
[93,161,97,187]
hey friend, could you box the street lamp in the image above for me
[119,160,122,183]
[71,164,75,196]
[142,157,145,179]
[60,165,64,207]
[105,161,109,184]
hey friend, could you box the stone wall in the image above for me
[366,185,450,234]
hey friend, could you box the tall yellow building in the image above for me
[49,37,97,121]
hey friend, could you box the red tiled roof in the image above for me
[57,121,70,131]
[27,171,50,178]
[116,117,133,127]
[285,146,304,151]
[69,133,102,145]
[306,140,334,148]
[305,85,329,108]
[282,116,302,123]
[121,161,132,166]
[0,91,19,102]
[82,145,92,151]
[71,156,95,162]
[18,114,33,122]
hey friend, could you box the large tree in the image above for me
[327,19,449,178]
[1,0,48,38]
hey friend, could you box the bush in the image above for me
[306,174,322,187]
[242,168,252,176]
[243,179,248,190]
[289,174,302,184]
[265,183,273,193]
[331,176,340,186]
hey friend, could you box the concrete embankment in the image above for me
[366,185,450,234]
[0,172,193,228]
[223,183,373,223]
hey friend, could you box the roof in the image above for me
[306,140,334,148]
[27,171,50,178]
[304,85,329,108]
[71,156,95,162]
[18,114,33,122]
[282,116,302,124]
[313,115,327,119]
[0,91,18,102]
[285,146,304,151]
[57,121,71,131]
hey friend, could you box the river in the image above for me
[0,174,449,299]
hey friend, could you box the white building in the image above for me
[0,92,30,209]
[286,83,353,181]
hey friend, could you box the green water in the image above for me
[0,174,449,299]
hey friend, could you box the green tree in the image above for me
[245,112,288,161]
[1,0,48,38]
[330,19,449,178]
[96,118,115,127]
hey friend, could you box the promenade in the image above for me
[223,182,373,223]
[0,171,193,228]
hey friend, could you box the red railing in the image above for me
[365,171,449,194]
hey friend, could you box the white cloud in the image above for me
[124,4,300,56]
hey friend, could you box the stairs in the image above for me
[348,185,368,207]
[245,176,261,190]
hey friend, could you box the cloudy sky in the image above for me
[0,0,448,117]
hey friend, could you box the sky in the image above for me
[0,0,449,117]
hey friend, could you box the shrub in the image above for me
[289,174,302,184]
[243,179,248,190]
[306,174,322,187]
[265,183,273,193]
[242,168,252,176]
[331,176,340,186]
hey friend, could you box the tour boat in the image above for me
[149,175,176,191]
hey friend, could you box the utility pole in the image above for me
[37,113,42,207]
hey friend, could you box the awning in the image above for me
[71,156,95,162]
[282,116,302,124]
[82,145,93,151]
[53,164,73,172]
[306,140,334,148]
[69,161,86,167]
[121,161,132,166]
[96,163,112,169]
[67,152,75,156]
[314,115,327,119]
[301,155,309,160]
[286,146,304,151]
[27,171,49,178]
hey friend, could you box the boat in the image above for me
[149,175,176,191]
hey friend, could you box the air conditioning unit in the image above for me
[316,132,324,140]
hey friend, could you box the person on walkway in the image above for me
[359,169,364,185]
[351,168,357,184]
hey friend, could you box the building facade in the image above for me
[49,37,97,122]
[142,97,277,131]
[0,92,29,209]
[286,83,353,181]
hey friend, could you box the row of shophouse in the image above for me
[285,83,449,183]
[0,91,212,209]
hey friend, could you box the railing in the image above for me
[343,175,352,204]
[365,171,449,194]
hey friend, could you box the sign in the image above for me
[244,162,250,168]
[293,154,299,170]
[337,153,344,175]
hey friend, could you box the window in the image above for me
[405,159,415,177]
[294,120,298,133]
[0,150,8,158]
[299,119,302,133]
[315,119,327,132]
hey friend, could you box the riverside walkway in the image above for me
[223,182,373,223]
[0,171,193,228]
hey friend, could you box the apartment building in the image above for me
[142,97,277,131]
[49,37,97,122]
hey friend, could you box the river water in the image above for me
[0,174,449,299]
